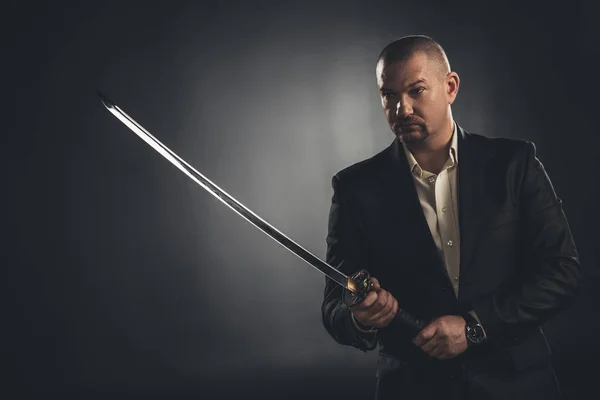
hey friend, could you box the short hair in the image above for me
[377,35,451,75]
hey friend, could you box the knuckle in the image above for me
[364,293,377,306]
[352,311,364,320]
[383,298,392,311]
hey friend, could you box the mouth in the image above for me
[396,124,421,131]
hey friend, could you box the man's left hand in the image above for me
[412,315,467,360]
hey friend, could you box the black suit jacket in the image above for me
[322,125,580,399]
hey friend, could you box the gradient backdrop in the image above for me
[6,0,600,399]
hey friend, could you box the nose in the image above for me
[396,99,412,118]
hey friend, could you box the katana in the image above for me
[97,91,424,335]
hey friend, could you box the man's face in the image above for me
[376,52,456,145]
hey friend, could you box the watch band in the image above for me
[462,312,477,326]
[463,313,485,346]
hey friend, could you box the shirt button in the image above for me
[453,276,459,282]
[447,240,453,247]
[428,177,436,183]
[442,206,448,213]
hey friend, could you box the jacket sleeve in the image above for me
[471,141,581,343]
[321,174,379,352]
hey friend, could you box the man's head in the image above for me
[376,35,459,146]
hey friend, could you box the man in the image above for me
[321,35,580,400]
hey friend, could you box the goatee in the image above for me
[396,130,428,146]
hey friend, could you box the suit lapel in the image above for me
[457,126,491,280]
[381,138,447,275]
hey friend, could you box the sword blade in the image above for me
[98,91,353,292]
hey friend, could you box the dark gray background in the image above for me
[6,0,599,399]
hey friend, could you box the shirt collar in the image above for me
[402,121,458,179]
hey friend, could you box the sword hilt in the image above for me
[344,269,425,337]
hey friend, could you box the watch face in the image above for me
[467,324,485,344]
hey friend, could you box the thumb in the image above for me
[413,323,437,346]
[370,277,381,290]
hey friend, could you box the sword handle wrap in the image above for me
[389,305,425,336]
[344,269,425,337]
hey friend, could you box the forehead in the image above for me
[376,53,435,88]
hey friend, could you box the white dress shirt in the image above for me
[401,122,461,297]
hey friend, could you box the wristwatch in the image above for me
[464,314,486,346]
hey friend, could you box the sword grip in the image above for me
[389,305,425,337]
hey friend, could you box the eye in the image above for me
[411,87,425,95]
[382,92,396,99]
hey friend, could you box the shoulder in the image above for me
[465,130,533,152]
[331,146,390,192]
[464,131,536,162]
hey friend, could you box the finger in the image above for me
[370,296,397,327]
[380,307,398,327]
[366,289,399,326]
[366,289,388,315]
[376,297,398,325]
[421,336,438,353]
[350,291,378,312]
[360,292,390,326]
[429,345,447,359]
[413,324,437,347]
[370,277,381,289]
[375,296,398,324]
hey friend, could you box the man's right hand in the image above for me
[349,277,399,329]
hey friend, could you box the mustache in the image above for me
[396,117,424,126]
[394,119,425,130]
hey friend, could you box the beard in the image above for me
[393,123,429,145]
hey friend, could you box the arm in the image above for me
[471,141,581,343]
[321,175,379,352]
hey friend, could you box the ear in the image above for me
[446,72,460,104]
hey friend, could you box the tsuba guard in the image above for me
[343,269,373,307]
